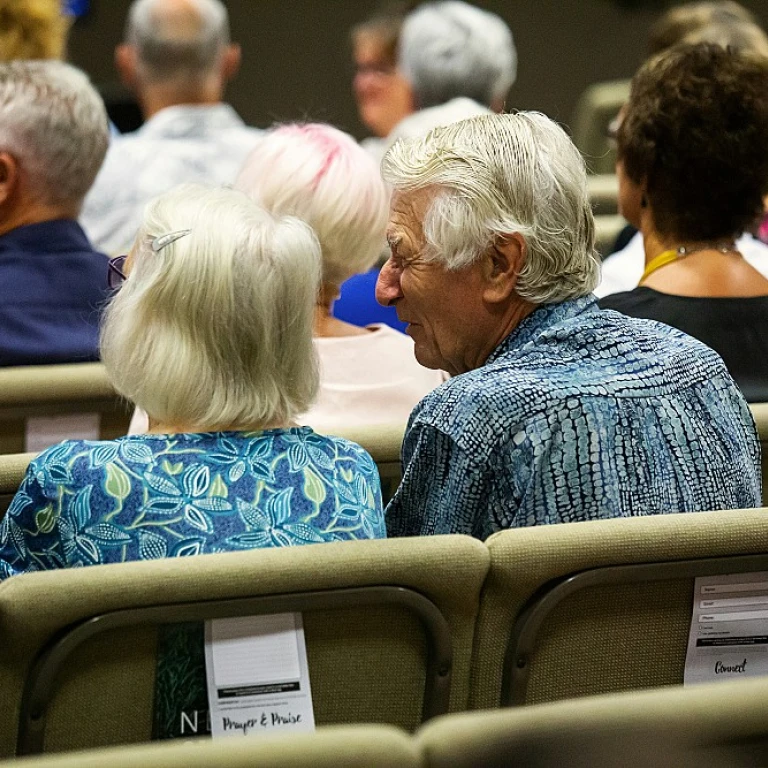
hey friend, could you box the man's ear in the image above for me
[115,44,138,90]
[0,152,19,207]
[482,232,526,304]
[220,43,241,83]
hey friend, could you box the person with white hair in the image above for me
[79,0,262,255]
[376,112,760,539]
[0,59,110,366]
[383,0,516,148]
[235,123,445,430]
[0,184,385,579]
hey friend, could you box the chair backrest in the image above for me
[419,678,768,767]
[317,423,405,504]
[749,402,768,492]
[594,214,628,259]
[0,453,34,521]
[0,534,489,756]
[0,724,420,768]
[469,508,768,710]
[587,174,619,216]
[569,79,630,175]
[0,364,132,455]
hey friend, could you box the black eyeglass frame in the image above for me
[108,255,127,290]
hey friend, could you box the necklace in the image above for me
[640,242,739,283]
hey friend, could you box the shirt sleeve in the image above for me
[385,422,496,538]
[0,462,63,579]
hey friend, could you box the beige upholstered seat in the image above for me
[419,678,768,767]
[0,725,420,768]
[587,174,619,216]
[317,423,405,504]
[594,214,628,259]
[0,452,34,521]
[469,508,768,710]
[749,402,768,492]
[0,364,131,454]
[569,79,630,175]
[0,534,488,757]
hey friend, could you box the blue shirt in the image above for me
[386,297,762,539]
[334,268,407,332]
[0,219,109,366]
[0,428,384,579]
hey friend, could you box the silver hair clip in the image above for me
[151,229,192,252]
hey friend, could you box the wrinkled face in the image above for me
[352,34,414,138]
[375,188,494,376]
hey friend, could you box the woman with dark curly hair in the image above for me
[600,43,768,402]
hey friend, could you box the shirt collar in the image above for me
[0,219,96,255]
[137,103,246,140]
[486,295,598,365]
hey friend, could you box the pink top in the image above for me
[299,324,445,431]
[128,324,444,435]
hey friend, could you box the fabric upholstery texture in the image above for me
[0,535,488,756]
[0,725,421,768]
[0,364,131,454]
[750,402,768,491]
[419,677,768,768]
[469,508,768,709]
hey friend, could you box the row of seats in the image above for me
[4,676,768,767]
[2,507,768,755]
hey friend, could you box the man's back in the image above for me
[387,296,761,539]
[0,220,109,366]
[80,104,262,255]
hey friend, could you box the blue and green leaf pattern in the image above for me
[0,427,384,579]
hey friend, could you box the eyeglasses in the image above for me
[108,254,127,290]
[106,230,192,291]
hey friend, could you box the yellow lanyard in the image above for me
[640,249,678,282]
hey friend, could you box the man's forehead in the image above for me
[387,187,434,237]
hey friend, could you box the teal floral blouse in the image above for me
[0,428,384,580]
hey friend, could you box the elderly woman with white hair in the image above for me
[0,184,384,579]
[234,122,445,431]
[376,112,760,539]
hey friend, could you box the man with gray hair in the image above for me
[383,1,516,147]
[376,112,760,539]
[80,0,262,255]
[0,60,110,366]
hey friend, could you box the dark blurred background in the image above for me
[66,0,768,138]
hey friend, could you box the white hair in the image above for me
[101,184,321,431]
[235,123,389,287]
[399,1,516,109]
[0,60,108,207]
[125,0,230,83]
[382,112,600,304]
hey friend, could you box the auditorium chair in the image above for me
[749,402,768,492]
[0,453,34,522]
[419,677,768,767]
[569,78,630,175]
[469,508,768,710]
[0,724,419,768]
[0,535,488,756]
[0,364,131,455]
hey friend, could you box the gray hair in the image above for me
[125,0,230,83]
[382,112,600,304]
[101,184,321,430]
[0,60,108,207]
[399,1,516,109]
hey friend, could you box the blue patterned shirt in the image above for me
[386,297,761,539]
[0,428,384,580]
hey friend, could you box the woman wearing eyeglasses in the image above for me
[599,44,768,402]
[0,184,385,580]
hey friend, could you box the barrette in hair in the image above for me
[151,229,192,252]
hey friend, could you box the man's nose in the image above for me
[375,259,403,306]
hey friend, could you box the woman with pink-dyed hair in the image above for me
[235,122,444,431]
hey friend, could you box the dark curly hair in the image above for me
[618,43,768,241]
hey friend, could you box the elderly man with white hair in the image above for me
[80,0,261,255]
[383,0,516,148]
[376,112,761,539]
[0,60,110,366]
